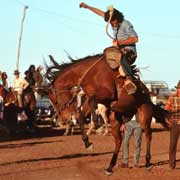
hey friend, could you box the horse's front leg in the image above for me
[79,98,93,150]
[105,111,122,175]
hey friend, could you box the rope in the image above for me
[105,6,115,40]
[77,56,104,86]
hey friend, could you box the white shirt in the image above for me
[13,76,29,92]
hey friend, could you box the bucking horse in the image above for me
[45,47,168,174]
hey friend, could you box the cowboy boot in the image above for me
[124,76,137,95]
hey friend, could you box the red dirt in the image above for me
[0,124,180,180]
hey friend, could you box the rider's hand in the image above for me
[112,39,118,47]
[79,2,88,8]
[120,124,126,132]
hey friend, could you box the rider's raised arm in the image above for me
[79,2,104,18]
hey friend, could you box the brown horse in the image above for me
[0,85,18,134]
[46,54,168,174]
[0,85,16,106]
[0,84,36,131]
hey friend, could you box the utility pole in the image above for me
[16,5,28,71]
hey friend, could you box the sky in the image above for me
[1,0,180,88]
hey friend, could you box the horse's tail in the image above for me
[152,103,169,128]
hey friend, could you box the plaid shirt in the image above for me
[165,94,180,123]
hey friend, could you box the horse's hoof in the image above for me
[86,143,94,152]
[96,127,104,135]
[145,164,153,171]
[104,169,113,176]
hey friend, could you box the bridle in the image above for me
[50,56,104,112]
[50,86,77,112]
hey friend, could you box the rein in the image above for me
[50,86,76,111]
[106,6,115,40]
[50,56,104,112]
[78,56,104,86]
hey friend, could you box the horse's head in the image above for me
[48,85,77,112]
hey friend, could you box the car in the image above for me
[34,96,55,123]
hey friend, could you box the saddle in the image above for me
[104,46,139,95]
[103,46,122,69]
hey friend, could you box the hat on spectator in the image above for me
[175,80,180,89]
[14,70,20,75]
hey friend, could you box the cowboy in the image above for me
[165,80,180,169]
[13,70,29,108]
[79,2,138,94]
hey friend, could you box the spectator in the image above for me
[13,70,29,109]
[2,72,11,89]
[121,114,143,168]
[165,80,180,169]
[24,70,35,93]
[28,64,36,74]
[33,66,44,99]
[27,64,36,87]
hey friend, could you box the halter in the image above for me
[50,86,76,112]
[51,56,104,112]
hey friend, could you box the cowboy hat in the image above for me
[175,80,180,89]
[14,70,20,75]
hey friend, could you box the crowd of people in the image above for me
[0,64,44,134]
[0,65,44,96]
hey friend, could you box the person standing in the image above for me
[165,80,180,169]
[13,70,29,109]
[2,72,11,90]
[79,2,138,94]
[121,114,143,168]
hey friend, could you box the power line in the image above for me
[13,0,180,40]
[13,0,102,27]
[13,0,26,6]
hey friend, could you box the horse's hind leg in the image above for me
[88,96,98,129]
[79,98,93,149]
[105,111,122,175]
[138,104,153,167]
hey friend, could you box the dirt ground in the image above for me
[0,124,180,180]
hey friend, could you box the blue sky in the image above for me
[1,0,180,88]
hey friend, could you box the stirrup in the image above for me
[125,81,137,95]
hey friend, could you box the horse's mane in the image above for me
[45,54,102,83]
